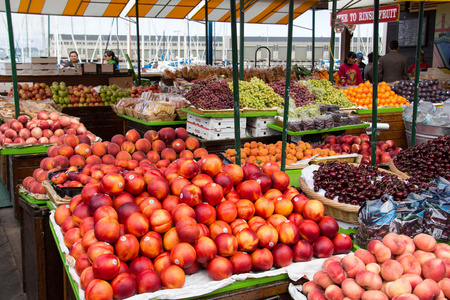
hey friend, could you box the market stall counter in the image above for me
[19,196,64,300]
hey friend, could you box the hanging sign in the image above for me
[336,4,400,25]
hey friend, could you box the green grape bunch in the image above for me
[300,79,354,108]
[228,77,284,109]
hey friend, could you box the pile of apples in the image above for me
[302,232,450,300]
[320,134,402,165]
[51,82,102,107]
[7,82,53,101]
[50,128,351,299]
[22,127,201,195]
[0,111,96,146]
[129,84,162,98]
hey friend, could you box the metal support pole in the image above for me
[48,16,50,57]
[371,0,380,166]
[329,0,337,82]
[230,0,241,165]
[135,0,141,85]
[5,0,19,119]
[311,6,315,71]
[281,0,294,171]
[239,0,244,80]
[208,22,213,65]
[205,0,209,65]
[411,2,425,147]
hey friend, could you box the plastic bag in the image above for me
[355,195,398,249]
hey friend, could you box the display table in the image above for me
[118,114,187,136]
[19,197,64,300]
[2,148,49,218]
[180,108,278,118]
[61,106,124,142]
[0,73,162,87]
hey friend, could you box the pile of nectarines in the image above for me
[223,140,342,167]
[53,140,350,299]
[302,232,450,300]
[22,127,204,195]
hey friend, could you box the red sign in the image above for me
[336,5,400,25]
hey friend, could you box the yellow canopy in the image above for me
[190,0,319,24]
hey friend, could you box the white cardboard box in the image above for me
[247,125,279,137]
[31,57,57,64]
[32,63,57,70]
[187,121,245,140]
[187,113,246,129]
[247,116,275,128]
[58,68,82,75]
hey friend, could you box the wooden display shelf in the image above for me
[345,112,408,148]
[61,105,124,142]
[19,197,64,300]
[267,123,370,136]
[8,153,47,219]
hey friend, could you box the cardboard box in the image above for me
[31,57,57,64]
[82,63,97,74]
[247,125,279,137]
[58,68,82,75]
[108,76,134,89]
[0,62,32,70]
[187,113,246,129]
[99,64,115,74]
[32,70,58,75]
[187,121,245,140]
[32,63,57,70]
[247,116,275,128]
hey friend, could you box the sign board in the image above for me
[398,17,427,47]
[336,4,400,25]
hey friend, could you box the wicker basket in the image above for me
[176,108,187,119]
[299,178,360,224]
[388,159,411,179]
[124,107,134,117]
[116,106,125,115]
[143,112,176,123]
[111,105,118,114]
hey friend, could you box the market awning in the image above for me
[0,0,129,17]
[126,0,202,19]
[190,0,319,24]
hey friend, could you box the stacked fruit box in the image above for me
[0,62,33,75]
[246,117,278,137]
[31,57,58,75]
[186,113,246,140]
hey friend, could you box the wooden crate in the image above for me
[19,198,64,300]
[61,106,124,142]
[8,153,47,219]
[345,112,407,148]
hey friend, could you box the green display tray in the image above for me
[47,201,56,211]
[118,114,187,126]
[19,192,47,206]
[286,169,302,188]
[0,145,50,155]
[49,216,81,300]
[181,108,278,118]
[355,107,403,114]
[267,123,370,136]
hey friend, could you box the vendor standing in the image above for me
[356,52,366,81]
[408,50,430,75]
[104,50,119,69]
[64,51,79,68]
[338,52,363,86]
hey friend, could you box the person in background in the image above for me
[408,50,430,75]
[378,40,409,83]
[364,52,374,83]
[64,51,79,68]
[338,51,363,86]
[356,52,366,81]
[104,50,119,69]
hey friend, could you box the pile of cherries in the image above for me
[312,161,429,205]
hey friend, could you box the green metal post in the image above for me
[205,0,209,65]
[411,2,425,147]
[135,0,141,85]
[5,0,19,119]
[329,0,337,83]
[230,0,241,165]
[281,0,294,172]
[239,0,244,80]
[371,0,379,166]
[311,6,315,71]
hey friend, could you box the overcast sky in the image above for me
[0,10,377,49]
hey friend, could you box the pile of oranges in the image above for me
[340,81,409,109]
[223,141,342,166]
